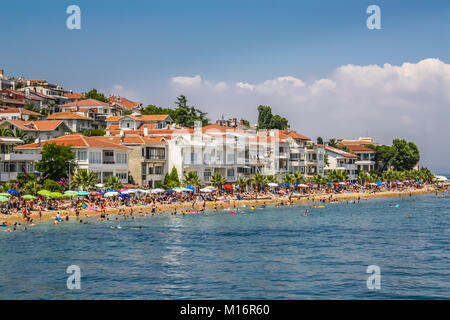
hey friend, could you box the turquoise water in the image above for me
[0,193,449,299]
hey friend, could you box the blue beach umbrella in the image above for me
[6,190,20,195]
[185,185,195,191]
[280,183,290,186]
[375,181,383,186]
[107,190,119,193]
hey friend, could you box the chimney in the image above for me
[143,127,148,136]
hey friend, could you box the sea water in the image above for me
[0,193,448,299]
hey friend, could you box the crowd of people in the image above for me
[0,180,446,232]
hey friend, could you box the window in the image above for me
[115,172,127,180]
[155,166,163,174]
[89,151,101,163]
[77,150,87,161]
[115,153,127,164]
[227,169,235,178]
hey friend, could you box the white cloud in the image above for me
[170,58,450,172]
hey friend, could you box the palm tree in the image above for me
[71,169,98,190]
[327,138,339,148]
[209,172,226,189]
[11,128,34,144]
[236,178,247,192]
[313,174,324,188]
[183,171,201,191]
[291,172,305,184]
[0,128,12,137]
[23,180,39,195]
[104,176,123,190]
[250,173,266,191]
[282,174,295,185]
[265,175,278,183]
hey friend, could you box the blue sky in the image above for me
[1,0,450,171]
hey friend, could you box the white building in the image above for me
[0,136,40,182]
[15,134,131,183]
[321,144,358,181]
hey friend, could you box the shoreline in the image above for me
[0,187,437,226]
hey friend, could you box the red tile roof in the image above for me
[0,108,41,116]
[3,120,65,131]
[108,96,141,110]
[64,92,85,100]
[47,112,93,121]
[318,144,358,158]
[15,134,129,150]
[106,114,170,122]
[60,98,111,108]
[346,145,374,152]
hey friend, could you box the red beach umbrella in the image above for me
[90,191,103,197]
[223,184,233,189]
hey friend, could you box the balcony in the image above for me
[0,153,41,161]
[144,155,165,161]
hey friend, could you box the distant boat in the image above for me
[434,175,448,182]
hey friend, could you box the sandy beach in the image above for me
[0,186,437,226]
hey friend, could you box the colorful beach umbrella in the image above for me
[104,191,119,197]
[49,192,64,198]
[22,195,37,200]
[38,190,53,197]
[89,191,103,197]
[223,184,233,189]
[0,196,9,202]
[77,191,89,196]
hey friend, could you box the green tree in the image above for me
[327,138,339,148]
[104,176,123,190]
[317,137,324,145]
[82,129,106,137]
[269,114,289,130]
[390,139,420,171]
[236,178,248,191]
[257,105,289,130]
[11,128,34,144]
[36,143,78,181]
[182,171,201,189]
[71,169,98,190]
[141,96,210,127]
[0,128,12,137]
[164,167,181,189]
[84,89,109,103]
[43,179,62,192]
[250,173,266,191]
[324,153,330,166]
[209,172,226,189]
